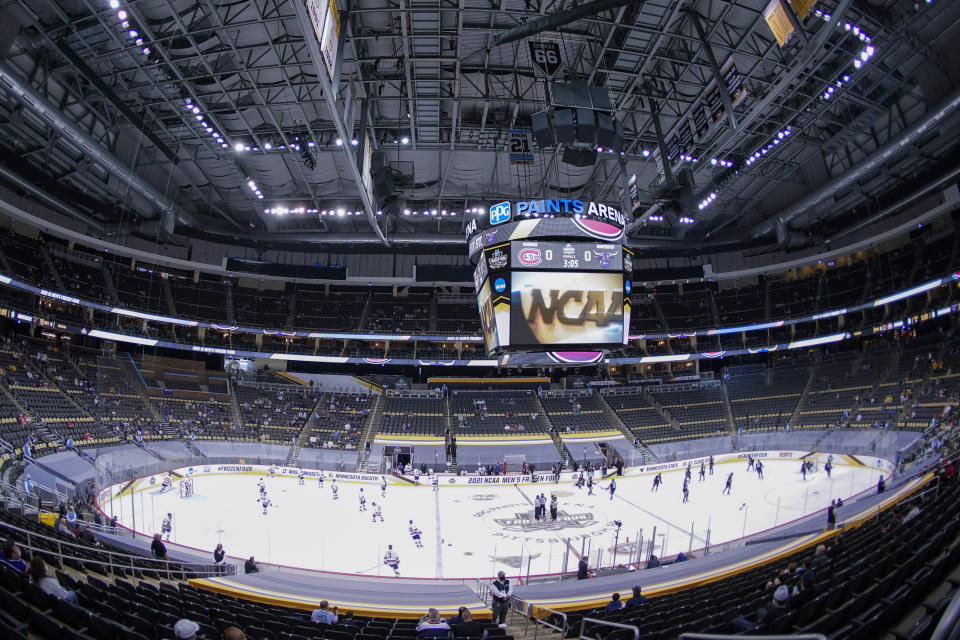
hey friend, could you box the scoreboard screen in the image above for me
[511,241,623,271]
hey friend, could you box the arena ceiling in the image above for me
[0,0,958,255]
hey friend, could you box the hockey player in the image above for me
[298,470,305,486]
[261,496,272,515]
[682,480,689,503]
[709,456,714,475]
[824,459,833,477]
[800,461,808,481]
[268,466,276,478]
[381,477,388,497]
[586,477,594,496]
[432,474,439,492]
[383,545,400,575]
[258,478,266,492]
[359,488,367,511]
[606,479,617,500]
[413,468,420,485]
[756,460,764,480]
[684,464,692,483]
[318,473,325,488]
[746,455,755,471]
[331,484,339,500]
[722,472,733,495]
[409,520,423,548]
[575,472,585,489]
[161,513,172,540]
[160,474,173,493]
[652,472,662,492]
[371,502,384,523]
[698,462,706,482]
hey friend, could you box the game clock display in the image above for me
[511,241,623,271]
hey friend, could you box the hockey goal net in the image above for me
[502,454,527,475]
[804,457,820,473]
[179,477,195,498]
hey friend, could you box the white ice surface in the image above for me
[100,458,880,580]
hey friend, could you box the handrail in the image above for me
[578,617,638,640]
[930,578,960,640]
[524,603,567,640]
[679,634,826,640]
[0,514,230,581]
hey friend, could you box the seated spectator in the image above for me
[448,607,468,626]
[451,609,486,638]
[416,608,451,638]
[625,585,648,608]
[29,556,78,604]
[222,628,248,640]
[311,600,338,625]
[244,556,259,573]
[732,585,790,632]
[151,533,167,560]
[339,611,359,626]
[605,592,624,613]
[173,618,200,640]
[2,540,28,572]
[646,555,660,569]
[790,571,817,610]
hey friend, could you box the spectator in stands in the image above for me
[151,533,167,560]
[339,611,359,627]
[1,540,28,572]
[732,584,791,631]
[877,476,886,494]
[310,600,338,625]
[416,608,451,637]
[448,607,467,625]
[173,618,200,639]
[605,592,624,613]
[29,556,78,604]
[790,571,817,610]
[451,609,485,638]
[222,627,248,640]
[490,571,511,627]
[826,505,837,530]
[625,586,648,608]
[646,555,660,569]
[244,556,259,573]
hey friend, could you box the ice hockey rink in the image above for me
[97,453,888,580]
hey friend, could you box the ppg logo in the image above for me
[494,278,507,293]
[489,201,512,225]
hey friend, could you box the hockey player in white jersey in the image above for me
[161,513,172,540]
[383,545,400,575]
[381,477,387,497]
[408,520,423,548]
[413,468,420,485]
[318,473,324,488]
[331,484,339,500]
[432,475,439,492]
[371,502,383,522]
[358,488,367,511]
[268,466,276,478]
[260,496,272,515]
[298,470,305,486]
[160,474,173,493]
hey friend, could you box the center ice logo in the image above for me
[494,508,597,532]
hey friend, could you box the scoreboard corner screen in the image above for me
[468,200,633,355]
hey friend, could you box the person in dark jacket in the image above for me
[214,543,225,573]
[577,557,589,579]
[451,609,486,637]
[605,593,624,613]
[151,533,167,560]
[625,586,648,608]
[244,556,259,573]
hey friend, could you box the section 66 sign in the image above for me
[528,41,561,76]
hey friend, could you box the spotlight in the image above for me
[335,138,343,146]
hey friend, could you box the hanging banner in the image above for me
[528,41,562,76]
[763,0,795,48]
[508,129,535,164]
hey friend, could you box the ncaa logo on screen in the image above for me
[489,201,512,225]
[494,278,507,293]
[517,248,542,266]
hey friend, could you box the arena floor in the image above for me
[99,455,884,579]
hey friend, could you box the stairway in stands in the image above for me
[356,393,384,471]
[721,381,739,448]
[597,393,656,463]
[285,393,326,466]
[536,395,570,468]
[443,395,457,473]
[786,358,820,431]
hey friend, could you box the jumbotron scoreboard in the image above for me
[466,198,632,354]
